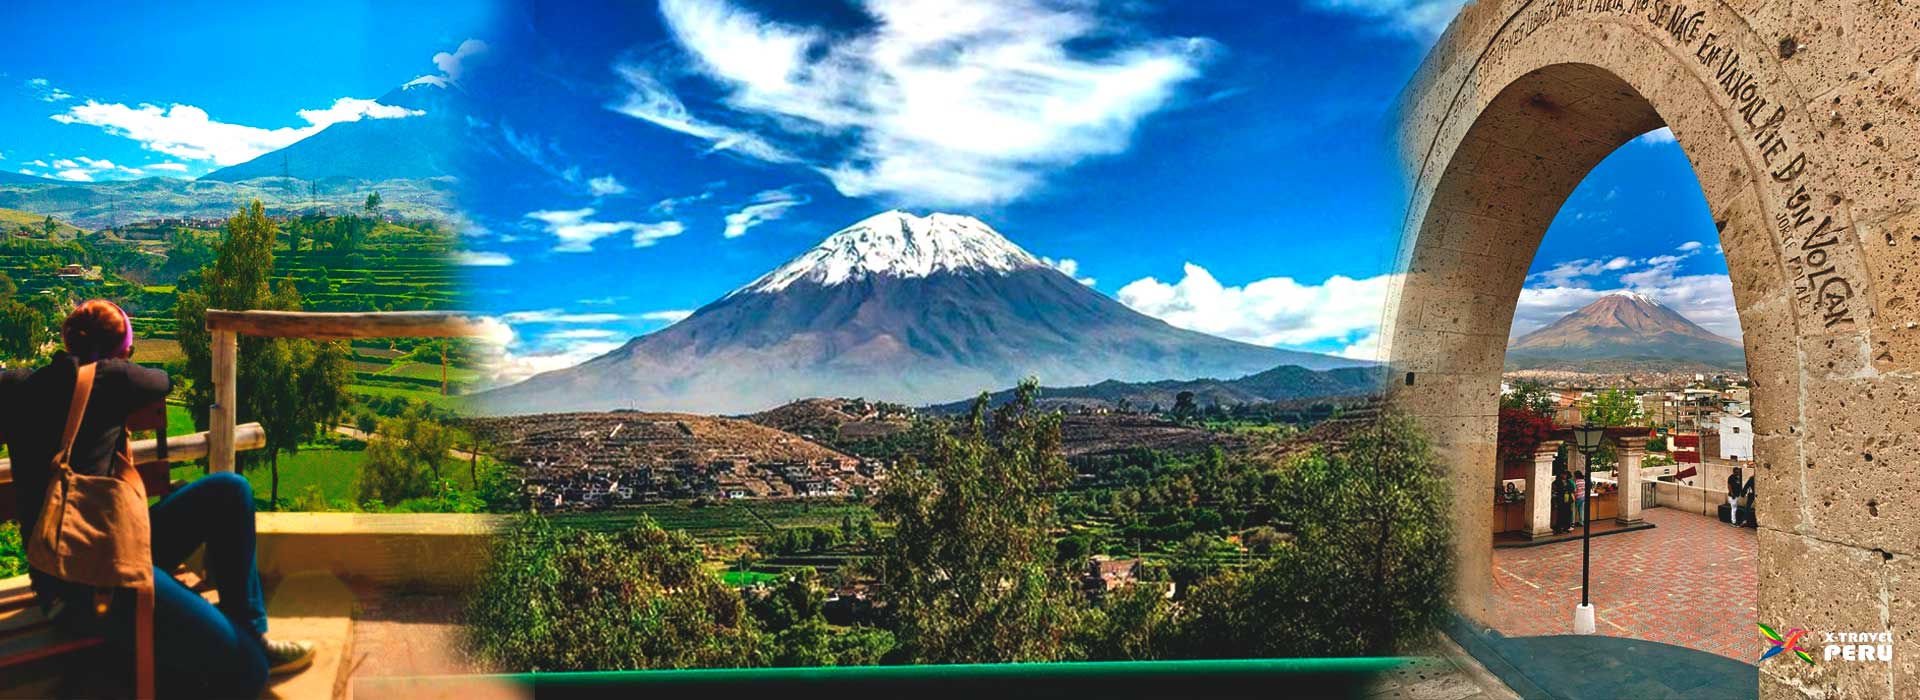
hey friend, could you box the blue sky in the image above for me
[1,0,494,180]
[0,0,1739,385]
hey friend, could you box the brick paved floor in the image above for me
[1490,507,1758,661]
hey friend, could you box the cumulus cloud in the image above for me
[470,316,621,388]
[543,328,621,340]
[1635,126,1677,145]
[454,250,516,266]
[1117,264,1394,352]
[1040,257,1096,286]
[588,175,628,197]
[144,162,189,172]
[524,208,686,252]
[722,188,806,238]
[1311,0,1469,42]
[639,309,694,324]
[54,169,93,182]
[51,96,423,166]
[499,308,629,324]
[614,0,1212,207]
[1515,249,1742,339]
[1529,256,1634,287]
[409,38,489,88]
[1677,240,1703,252]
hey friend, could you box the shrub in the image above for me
[1172,413,1453,657]
[467,516,770,671]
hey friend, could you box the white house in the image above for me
[1719,412,1754,461]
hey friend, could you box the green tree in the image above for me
[467,516,770,671]
[1171,391,1198,421]
[875,379,1082,664]
[363,191,382,218]
[41,216,57,238]
[1500,380,1555,416]
[1174,413,1453,658]
[359,410,457,505]
[1168,533,1221,592]
[0,270,16,298]
[1581,388,1643,427]
[175,201,350,509]
[0,300,49,362]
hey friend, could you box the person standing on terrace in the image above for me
[0,300,314,697]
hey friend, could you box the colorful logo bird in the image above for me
[1758,623,1815,664]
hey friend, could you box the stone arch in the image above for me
[1384,2,1917,697]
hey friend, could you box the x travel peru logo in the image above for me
[1760,624,1895,664]
[1758,624,1814,664]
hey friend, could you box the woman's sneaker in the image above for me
[264,638,316,676]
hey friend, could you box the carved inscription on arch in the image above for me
[1474,0,1863,331]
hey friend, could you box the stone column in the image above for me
[1527,440,1562,539]
[1615,436,1647,525]
[1566,447,1587,476]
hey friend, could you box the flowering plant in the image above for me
[1497,408,1556,468]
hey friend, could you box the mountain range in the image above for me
[475,211,1368,415]
[923,364,1385,415]
[1506,291,1744,372]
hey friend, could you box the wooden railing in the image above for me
[203,310,486,473]
[0,423,266,486]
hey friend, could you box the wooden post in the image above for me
[209,329,238,473]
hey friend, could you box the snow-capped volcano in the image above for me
[476,212,1372,415]
[735,211,1045,294]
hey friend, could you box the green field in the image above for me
[550,500,882,540]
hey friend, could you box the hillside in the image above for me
[0,208,85,239]
[0,176,453,229]
[463,411,854,468]
[746,398,912,441]
[926,364,1387,414]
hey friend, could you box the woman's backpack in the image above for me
[24,362,155,699]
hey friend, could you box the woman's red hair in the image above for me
[63,299,130,361]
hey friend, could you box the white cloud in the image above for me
[722,188,806,238]
[470,316,620,388]
[27,160,48,167]
[1040,257,1096,286]
[588,175,628,197]
[1636,126,1677,145]
[617,0,1212,207]
[1117,264,1394,350]
[53,169,93,182]
[524,208,686,252]
[499,308,629,324]
[295,97,424,126]
[578,296,630,306]
[436,39,488,82]
[1515,249,1741,339]
[630,220,686,247]
[52,158,77,168]
[640,309,694,324]
[51,96,423,166]
[1311,0,1469,42]
[144,162,189,172]
[544,328,620,340]
[454,250,516,267]
[26,77,72,102]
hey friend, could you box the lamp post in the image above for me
[1570,422,1607,635]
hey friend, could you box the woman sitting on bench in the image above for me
[0,300,313,697]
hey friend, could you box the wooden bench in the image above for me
[0,405,267,691]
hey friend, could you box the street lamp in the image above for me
[1570,421,1607,635]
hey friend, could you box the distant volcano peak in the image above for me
[1506,290,1743,372]
[733,210,1045,295]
